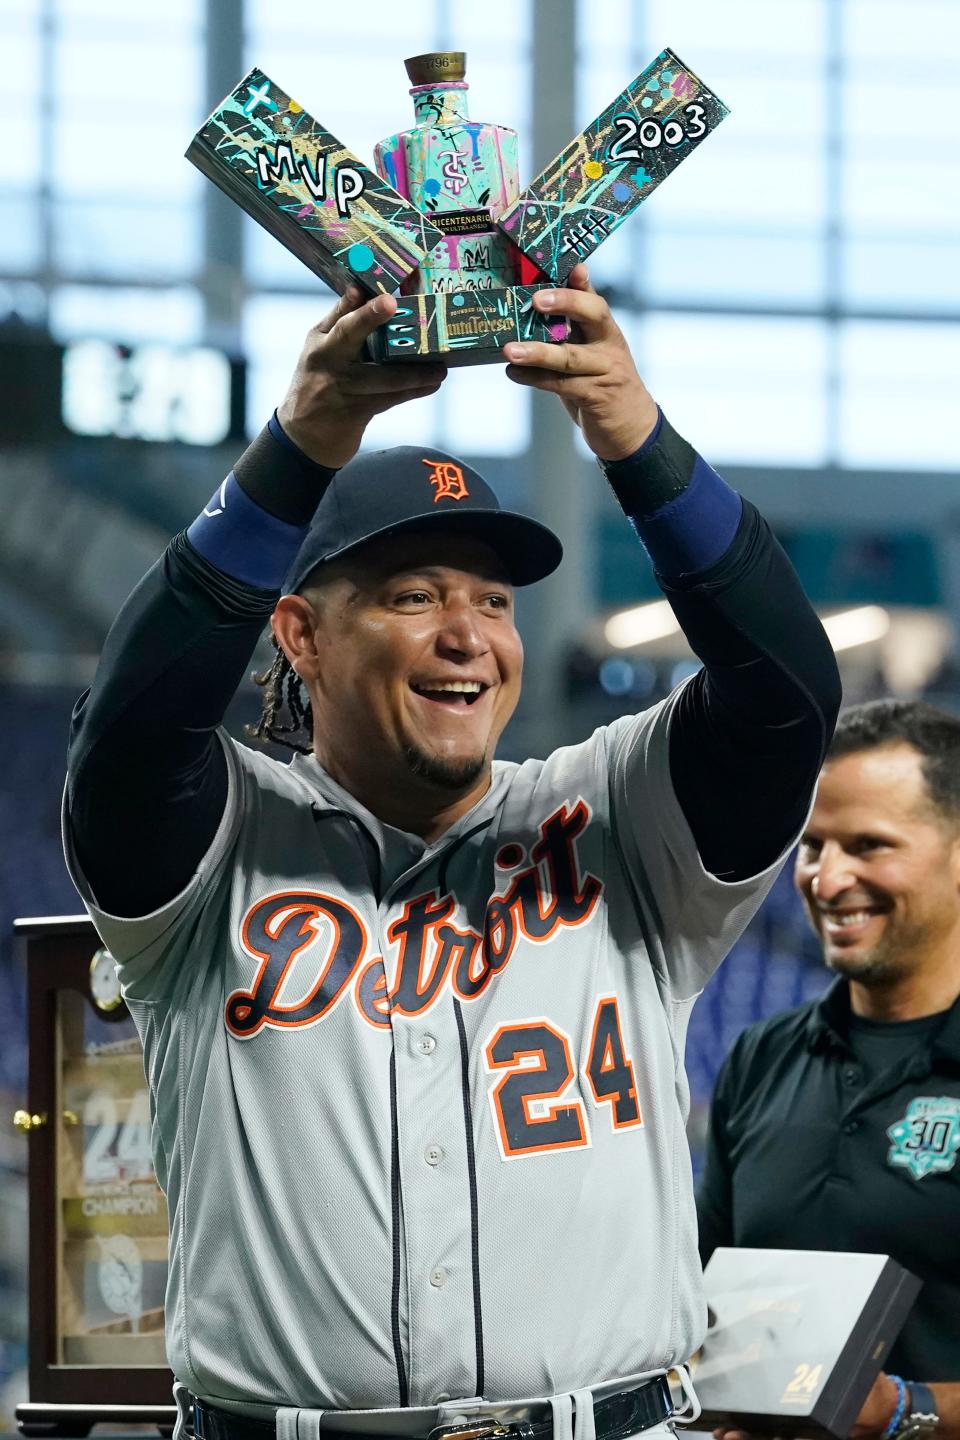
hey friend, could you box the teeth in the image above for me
[417,681,482,694]
[826,911,875,928]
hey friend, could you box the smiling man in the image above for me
[797,729,960,1003]
[64,272,839,1440]
[267,498,533,840]
[698,700,960,1438]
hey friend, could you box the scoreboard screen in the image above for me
[0,336,244,445]
[62,341,237,445]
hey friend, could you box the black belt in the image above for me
[194,1376,673,1440]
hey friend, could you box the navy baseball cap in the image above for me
[284,445,563,592]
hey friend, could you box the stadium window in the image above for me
[576,0,960,471]
[52,17,203,282]
[839,321,960,471]
[49,286,204,347]
[641,313,830,467]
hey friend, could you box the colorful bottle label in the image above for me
[375,82,522,295]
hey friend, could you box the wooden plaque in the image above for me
[13,915,176,1437]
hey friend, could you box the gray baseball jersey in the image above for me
[64,681,792,1418]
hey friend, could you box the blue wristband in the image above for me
[633,454,743,579]
[884,1377,908,1440]
[601,408,743,579]
[186,473,309,591]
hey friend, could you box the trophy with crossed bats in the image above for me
[187,50,728,365]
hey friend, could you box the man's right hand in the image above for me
[276,287,447,469]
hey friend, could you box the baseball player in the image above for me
[64,267,840,1440]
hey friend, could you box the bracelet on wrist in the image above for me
[884,1377,908,1440]
[886,1379,940,1440]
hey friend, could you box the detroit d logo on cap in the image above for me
[422,457,469,502]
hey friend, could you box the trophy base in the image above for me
[365,284,570,365]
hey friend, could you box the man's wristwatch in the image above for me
[889,1382,940,1440]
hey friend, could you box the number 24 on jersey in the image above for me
[485,995,642,1159]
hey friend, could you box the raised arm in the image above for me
[504,266,841,881]
[66,289,446,917]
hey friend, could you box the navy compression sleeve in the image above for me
[604,413,841,880]
[66,421,336,917]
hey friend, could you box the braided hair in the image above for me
[247,637,314,753]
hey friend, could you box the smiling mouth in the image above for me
[410,681,490,708]
[819,908,887,940]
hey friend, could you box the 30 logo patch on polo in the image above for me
[886,1096,960,1180]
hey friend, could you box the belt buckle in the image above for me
[428,1424,523,1440]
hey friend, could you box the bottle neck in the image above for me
[410,82,470,126]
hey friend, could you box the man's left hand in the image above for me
[503,262,659,461]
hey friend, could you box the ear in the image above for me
[271,595,323,682]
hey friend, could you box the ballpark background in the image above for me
[1,0,958,1424]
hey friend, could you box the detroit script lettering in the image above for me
[225,801,601,1039]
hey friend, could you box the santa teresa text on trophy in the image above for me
[186,51,728,364]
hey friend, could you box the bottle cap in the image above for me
[404,52,467,86]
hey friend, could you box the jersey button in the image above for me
[429,1266,448,1288]
[424,1144,444,1167]
[842,1119,860,1134]
[843,1067,861,1086]
[417,1035,437,1055]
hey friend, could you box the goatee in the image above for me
[403,743,486,792]
[825,950,901,987]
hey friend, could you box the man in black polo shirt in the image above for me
[698,699,960,1438]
